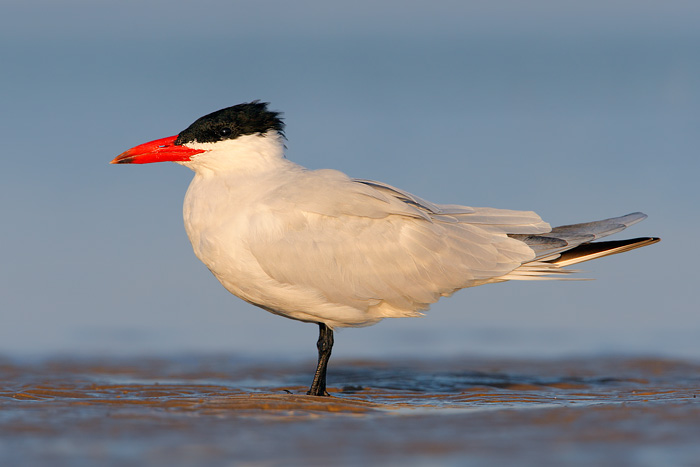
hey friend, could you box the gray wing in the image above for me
[510,212,650,261]
[248,172,551,324]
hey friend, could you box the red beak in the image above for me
[111,135,206,164]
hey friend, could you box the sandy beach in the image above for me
[1,355,698,466]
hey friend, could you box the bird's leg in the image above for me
[307,323,334,396]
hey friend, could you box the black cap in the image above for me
[175,101,284,145]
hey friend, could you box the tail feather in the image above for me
[501,212,659,281]
[510,212,652,261]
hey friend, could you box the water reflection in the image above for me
[1,355,698,465]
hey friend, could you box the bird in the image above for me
[111,101,660,396]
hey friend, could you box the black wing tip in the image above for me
[552,236,660,266]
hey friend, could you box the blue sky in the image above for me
[1,1,698,360]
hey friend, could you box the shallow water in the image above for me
[1,355,698,466]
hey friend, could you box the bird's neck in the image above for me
[177,130,291,177]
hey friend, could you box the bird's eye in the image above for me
[219,127,232,137]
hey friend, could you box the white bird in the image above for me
[111,101,659,396]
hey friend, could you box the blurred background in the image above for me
[1,0,697,361]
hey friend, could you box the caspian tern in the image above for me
[112,101,659,396]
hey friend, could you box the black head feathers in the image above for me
[175,101,285,145]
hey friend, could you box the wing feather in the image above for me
[247,173,546,325]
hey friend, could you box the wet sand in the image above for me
[1,355,698,466]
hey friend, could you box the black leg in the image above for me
[307,322,334,396]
